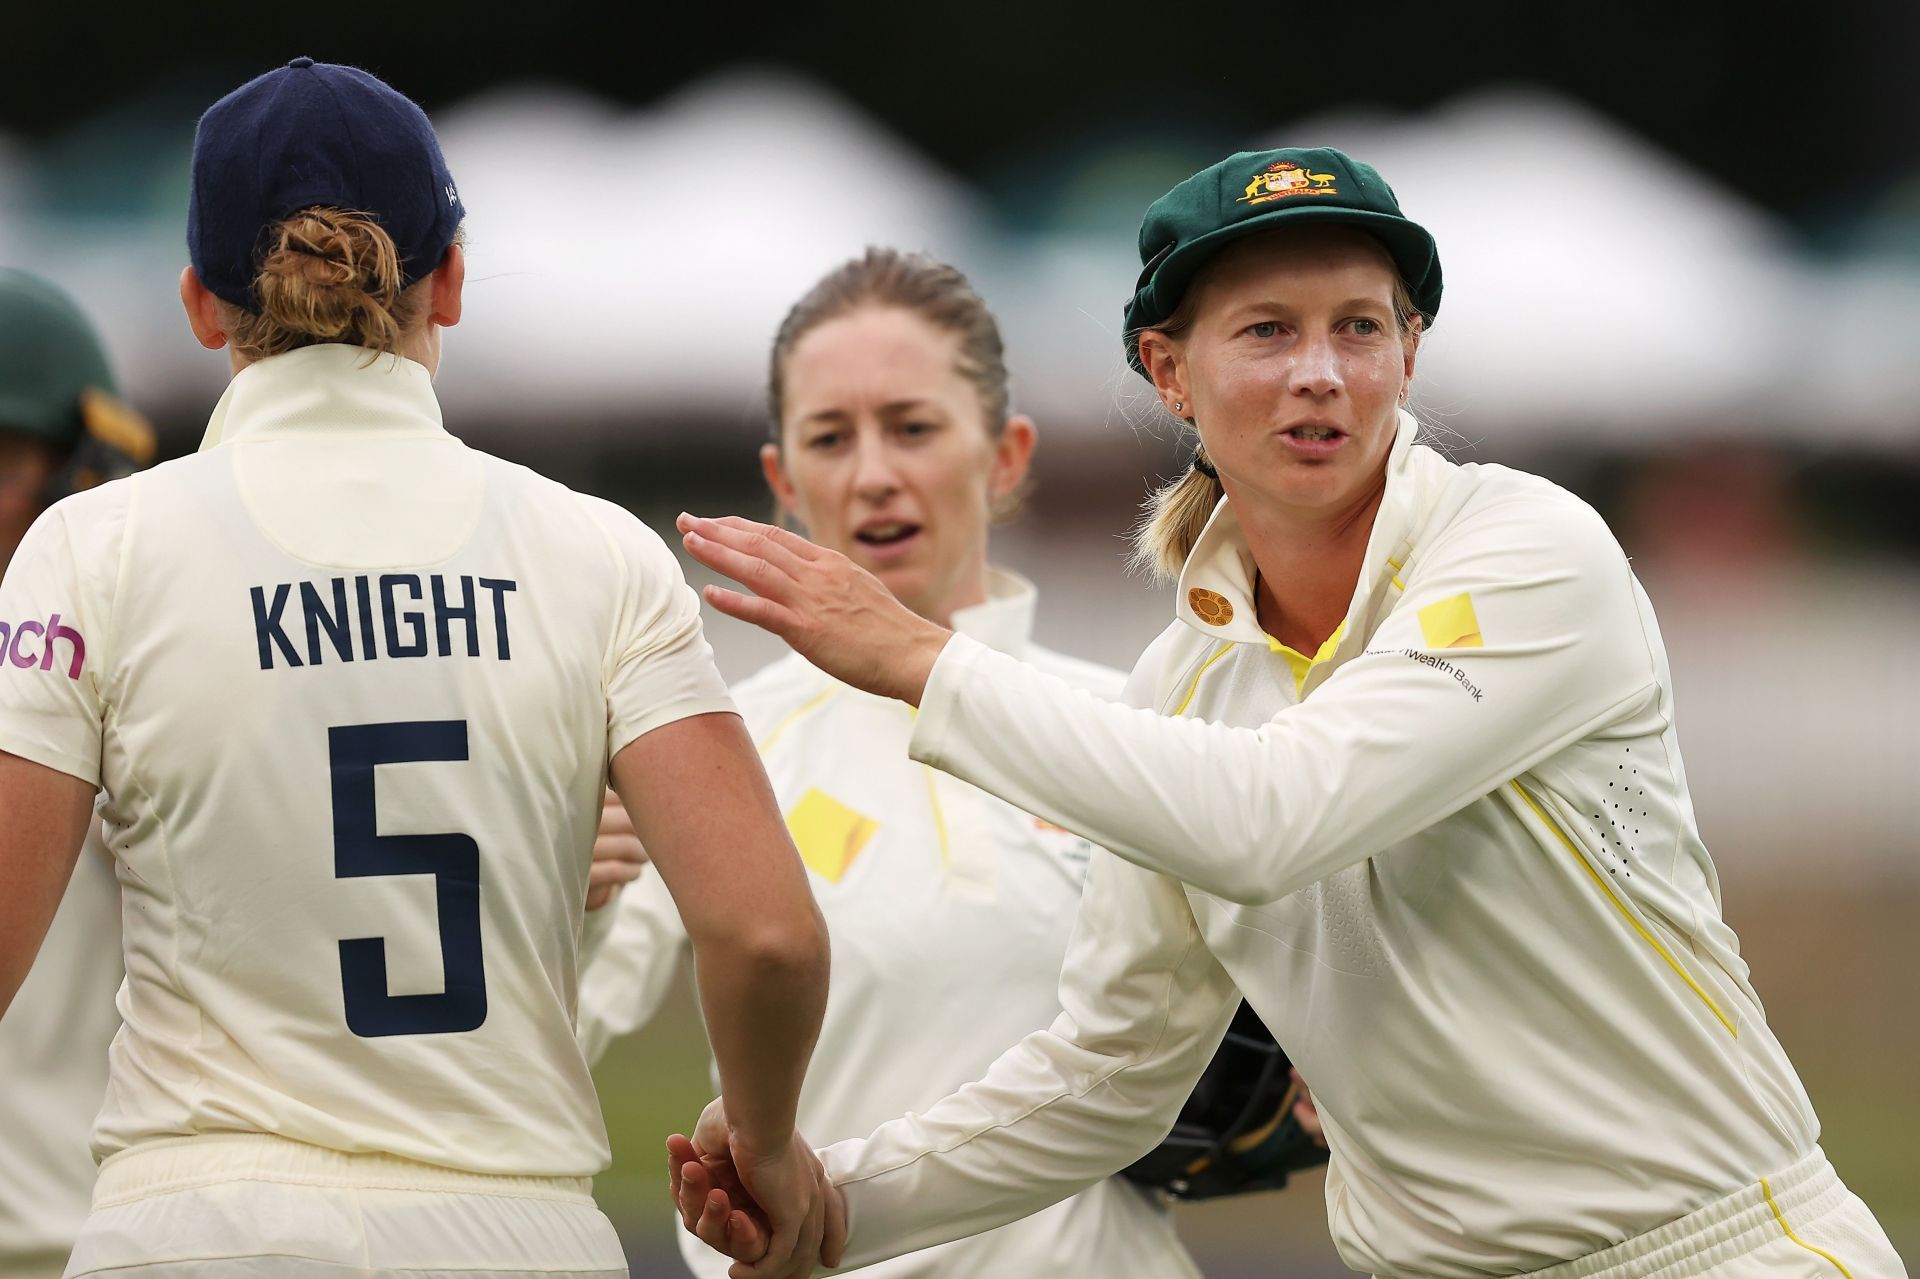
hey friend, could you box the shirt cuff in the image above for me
[819,1138,869,1270]
[907,632,990,770]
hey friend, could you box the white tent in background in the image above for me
[1259,88,1800,441]
[432,69,987,436]
[1252,89,1920,446]
[5,73,1915,447]
[1767,261,1920,447]
[947,86,1920,447]
[3,68,990,445]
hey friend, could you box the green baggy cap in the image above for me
[0,267,119,447]
[1122,146,1442,376]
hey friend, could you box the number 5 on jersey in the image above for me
[330,721,488,1038]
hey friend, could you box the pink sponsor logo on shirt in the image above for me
[0,614,87,679]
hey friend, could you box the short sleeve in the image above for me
[0,501,113,785]
[588,501,736,761]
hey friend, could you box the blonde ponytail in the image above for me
[220,207,429,361]
[1129,448,1224,580]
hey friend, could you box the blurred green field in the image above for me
[588,882,1917,1276]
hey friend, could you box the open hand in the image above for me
[587,789,646,912]
[677,514,949,706]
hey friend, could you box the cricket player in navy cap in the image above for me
[0,59,840,1279]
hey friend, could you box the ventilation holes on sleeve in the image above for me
[1592,746,1640,875]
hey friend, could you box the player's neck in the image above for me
[1237,483,1382,656]
[225,327,442,378]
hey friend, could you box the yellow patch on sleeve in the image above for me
[1418,592,1484,649]
[785,788,878,883]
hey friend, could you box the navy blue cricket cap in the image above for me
[188,57,466,310]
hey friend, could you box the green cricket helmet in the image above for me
[0,267,155,494]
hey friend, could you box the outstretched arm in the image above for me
[673,847,1241,1272]
[680,499,1658,905]
[821,852,1239,1266]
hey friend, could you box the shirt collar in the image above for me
[198,343,447,452]
[950,567,1039,659]
[1174,408,1424,647]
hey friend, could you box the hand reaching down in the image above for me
[666,1099,845,1279]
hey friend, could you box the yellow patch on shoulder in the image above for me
[1418,592,1484,650]
[785,788,878,884]
[1188,587,1234,626]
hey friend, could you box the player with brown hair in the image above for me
[579,247,1214,1277]
[0,59,835,1279]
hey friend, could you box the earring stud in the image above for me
[1173,401,1184,413]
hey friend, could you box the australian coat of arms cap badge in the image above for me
[1238,161,1340,206]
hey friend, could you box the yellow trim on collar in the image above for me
[1266,620,1347,697]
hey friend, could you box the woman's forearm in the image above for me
[611,711,829,1152]
[693,921,829,1149]
[823,852,1237,1267]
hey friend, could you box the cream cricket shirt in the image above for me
[821,412,1820,1279]
[577,572,1198,1279]
[0,343,734,1178]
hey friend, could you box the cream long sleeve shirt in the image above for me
[820,413,1820,1279]
[577,571,1198,1279]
